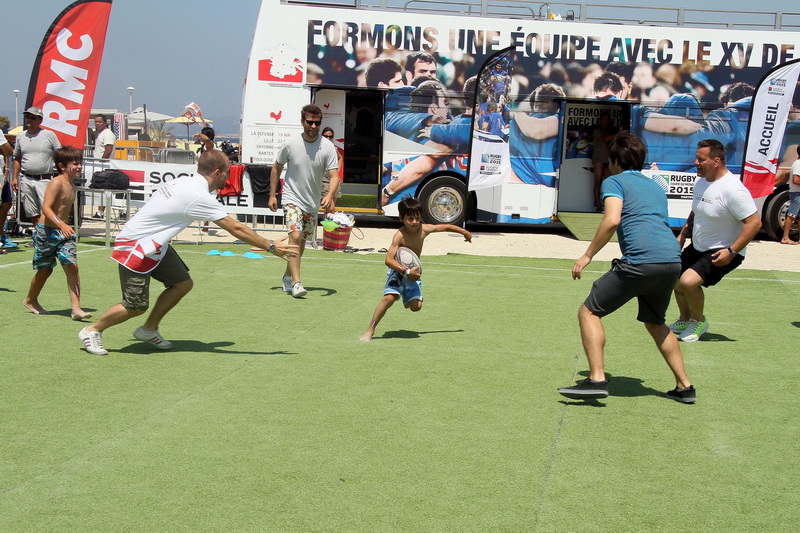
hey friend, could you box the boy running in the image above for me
[23,146,91,320]
[360,197,471,341]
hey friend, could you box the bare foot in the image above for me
[780,238,798,245]
[71,310,93,321]
[359,332,373,342]
[23,299,49,315]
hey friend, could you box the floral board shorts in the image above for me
[283,203,317,242]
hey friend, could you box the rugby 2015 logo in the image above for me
[767,77,787,97]
[480,153,503,165]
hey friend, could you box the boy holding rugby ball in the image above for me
[360,197,471,341]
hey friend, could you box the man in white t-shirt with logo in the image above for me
[268,104,340,298]
[78,150,299,356]
[91,114,117,219]
[669,139,762,342]
[781,145,800,245]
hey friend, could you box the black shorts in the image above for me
[1,179,12,203]
[681,243,744,287]
[119,246,191,311]
[585,259,680,325]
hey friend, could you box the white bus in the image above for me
[237,0,800,238]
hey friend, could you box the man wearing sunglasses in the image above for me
[269,104,340,298]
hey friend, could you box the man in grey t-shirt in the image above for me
[11,107,61,225]
[268,104,340,298]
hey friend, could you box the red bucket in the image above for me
[322,226,353,251]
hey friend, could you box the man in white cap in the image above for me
[11,107,61,226]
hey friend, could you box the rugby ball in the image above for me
[396,246,422,274]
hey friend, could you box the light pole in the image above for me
[126,86,135,113]
[13,89,20,128]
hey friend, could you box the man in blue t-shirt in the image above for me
[558,131,696,404]
[508,83,565,188]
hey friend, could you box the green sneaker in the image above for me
[667,318,689,334]
[679,319,709,343]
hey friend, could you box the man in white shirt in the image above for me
[669,139,762,342]
[92,114,116,219]
[268,104,340,298]
[78,150,299,356]
[781,145,800,244]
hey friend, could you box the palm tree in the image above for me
[146,121,173,142]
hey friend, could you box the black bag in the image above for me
[89,169,130,190]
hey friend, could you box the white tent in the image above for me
[127,106,173,124]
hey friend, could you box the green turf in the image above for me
[1,242,799,531]
[338,194,377,209]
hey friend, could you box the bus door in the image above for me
[558,102,629,213]
[312,87,383,207]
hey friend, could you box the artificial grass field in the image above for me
[1,239,799,531]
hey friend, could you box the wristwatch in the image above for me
[726,246,738,256]
[267,241,276,253]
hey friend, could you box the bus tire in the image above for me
[418,177,468,225]
[763,189,792,241]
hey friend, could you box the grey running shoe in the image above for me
[679,319,709,342]
[558,378,610,399]
[666,385,696,404]
[282,275,293,292]
[668,318,689,334]
[79,327,108,355]
[133,326,173,350]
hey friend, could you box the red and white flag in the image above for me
[182,102,208,125]
[742,59,800,199]
[25,0,113,147]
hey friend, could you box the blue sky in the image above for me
[1,0,797,138]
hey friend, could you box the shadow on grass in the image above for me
[378,328,465,339]
[116,340,297,356]
[792,321,800,329]
[694,332,734,342]
[0,287,17,292]
[35,308,98,319]
[557,372,667,406]
[270,285,337,297]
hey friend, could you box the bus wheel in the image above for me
[418,177,467,225]
[763,189,794,241]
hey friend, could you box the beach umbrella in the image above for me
[166,115,214,139]
[127,106,173,124]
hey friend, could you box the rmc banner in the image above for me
[25,0,113,147]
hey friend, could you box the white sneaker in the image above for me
[78,327,108,355]
[282,275,293,292]
[679,319,710,343]
[291,281,307,298]
[133,326,173,349]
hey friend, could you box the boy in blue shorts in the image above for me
[360,197,471,341]
[558,132,695,403]
[23,146,91,320]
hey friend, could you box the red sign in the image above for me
[258,58,304,83]
[26,0,113,148]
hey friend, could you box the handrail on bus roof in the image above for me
[285,0,800,31]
